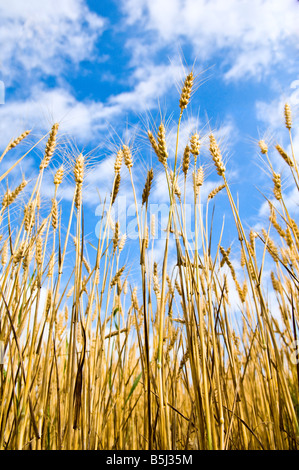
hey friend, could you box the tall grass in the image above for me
[0,74,298,450]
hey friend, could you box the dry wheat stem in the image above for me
[0,73,298,451]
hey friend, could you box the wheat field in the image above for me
[0,72,298,450]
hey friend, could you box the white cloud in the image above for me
[0,86,106,144]
[0,0,106,85]
[255,80,299,176]
[0,61,193,145]
[108,62,185,113]
[121,0,299,81]
[256,83,299,131]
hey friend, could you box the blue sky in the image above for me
[0,0,298,276]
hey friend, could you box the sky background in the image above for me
[0,0,298,290]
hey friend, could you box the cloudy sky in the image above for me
[0,0,298,269]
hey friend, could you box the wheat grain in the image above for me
[123,145,133,169]
[190,133,200,159]
[40,123,59,170]
[142,168,154,206]
[259,140,268,154]
[119,233,127,252]
[272,172,282,200]
[208,184,225,201]
[209,134,226,176]
[112,172,121,205]
[179,71,194,111]
[182,144,190,177]
[113,221,120,253]
[111,266,125,288]
[114,149,123,173]
[2,179,27,208]
[51,198,58,231]
[54,165,64,186]
[284,103,292,130]
[6,130,31,153]
[1,240,8,266]
[275,144,293,167]
[157,123,168,167]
